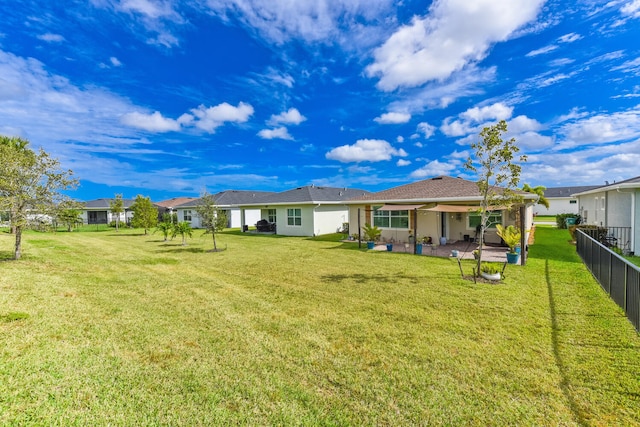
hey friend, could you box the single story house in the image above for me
[536,185,600,216]
[155,197,197,219]
[174,190,274,229]
[345,175,537,246]
[237,185,370,237]
[573,176,640,255]
[81,198,137,225]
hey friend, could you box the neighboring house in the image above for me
[573,176,640,255]
[345,175,538,245]
[81,198,136,225]
[237,185,370,237]
[175,190,275,229]
[155,197,197,219]
[535,186,600,216]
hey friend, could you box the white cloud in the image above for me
[257,126,293,140]
[110,57,122,67]
[187,102,254,133]
[118,0,178,19]
[515,131,554,149]
[611,57,640,74]
[203,0,395,48]
[410,159,456,178]
[37,33,65,42]
[558,32,582,43]
[558,107,640,148]
[461,102,513,122]
[119,102,255,134]
[397,135,405,143]
[525,45,558,57]
[441,102,513,137]
[508,115,542,133]
[120,111,181,132]
[326,139,408,163]
[417,122,436,139]
[396,159,411,166]
[267,108,306,125]
[374,112,411,124]
[621,0,640,19]
[386,65,497,113]
[366,0,545,91]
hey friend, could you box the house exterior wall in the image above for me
[606,190,632,227]
[347,205,527,245]
[537,197,579,216]
[81,210,132,225]
[578,191,606,225]
[256,205,348,237]
[311,205,349,236]
[239,209,261,228]
[634,190,639,255]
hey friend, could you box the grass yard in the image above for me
[1,226,639,425]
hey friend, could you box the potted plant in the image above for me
[362,223,381,250]
[496,224,521,264]
[480,263,501,281]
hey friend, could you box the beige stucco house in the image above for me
[345,175,537,247]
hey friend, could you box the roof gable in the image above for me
[246,185,370,205]
[82,198,136,209]
[349,175,535,203]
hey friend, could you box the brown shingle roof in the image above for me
[350,175,533,203]
[155,197,197,208]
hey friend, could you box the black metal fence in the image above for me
[576,229,640,332]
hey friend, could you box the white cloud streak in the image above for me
[374,112,411,124]
[326,139,408,163]
[366,0,545,91]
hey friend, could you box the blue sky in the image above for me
[1,0,639,201]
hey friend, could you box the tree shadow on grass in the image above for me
[0,251,15,261]
[155,247,207,254]
[546,259,588,426]
[321,273,420,284]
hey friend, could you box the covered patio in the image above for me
[366,240,510,262]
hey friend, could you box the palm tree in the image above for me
[522,184,550,209]
[154,220,173,241]
[172,221,193,246]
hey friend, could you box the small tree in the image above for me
[130,195,158,235]
[172,221,193,246]
[0,136,78,259]
[56,200,84,232]
[522,184,550,210]
[109,194,124,231]
[464,120,526,274]
[193,192,228,252]
[154,214,173,241]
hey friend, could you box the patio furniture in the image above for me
[256,219,276,232]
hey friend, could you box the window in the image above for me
[267,209,276,223]
[569,200,577,204]
[373,207,409,229]
[468,211,502,229]
[183,210,192,221]
[601,197,605,210]
[287,208,301,226]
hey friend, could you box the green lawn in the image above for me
[1,226,639,425]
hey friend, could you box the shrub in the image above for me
[556,213,581,229]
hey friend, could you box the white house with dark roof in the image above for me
[536,186,600,216]
[573,176,640,254]
[81,198,137,225]
[175,190,274,229]
[237,185,370,237]
[345,175,537,246]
